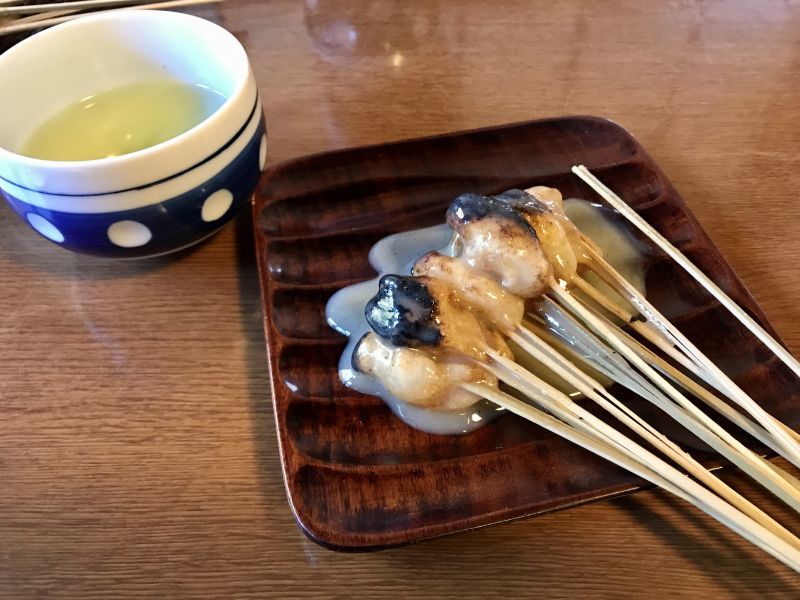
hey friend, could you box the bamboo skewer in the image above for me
[504,326,800,545]
[570,288,800,450]
[466,382,800,571]
[480,284,800,564]
[585,247,800,467]
[0,0,220,35]
[572,164,800,463]
[0,0,147,15]
[525,298,793,467]
[6,8,77,24]
[482,349,736,506]
[583,260,728,391]
[572,164,800,383]
[524,311,800,497]
[550,282,800,500]
[572,274,708,377]
[527,313,767,441]
[530,313,800,503]
[571,274,800,449]
[493,331,797,511]
[584,251,730,390]
[583,311,800,494]
[548,283,800,512]
[484,349,679,468]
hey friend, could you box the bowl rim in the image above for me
[0,10,251,174]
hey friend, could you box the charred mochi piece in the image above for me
[445,192,539,239]
[364,274,442,348]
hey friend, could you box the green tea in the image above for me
[20,80,227,161]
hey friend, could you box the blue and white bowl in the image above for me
[0,11,266,258]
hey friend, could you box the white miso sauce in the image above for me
[565,199,646,300]
[325,199,647,435]
[326,277,501,435]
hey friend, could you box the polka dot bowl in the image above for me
[0,11,266,258]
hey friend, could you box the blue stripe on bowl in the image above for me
[2,118,266,258]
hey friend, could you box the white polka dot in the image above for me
[26,213,64,243]
[259,134,267,171]
[201,189,234,222]
[107,220,151,248]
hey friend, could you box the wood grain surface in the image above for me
[2,0,800,596]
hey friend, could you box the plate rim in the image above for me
[252,114,787,550]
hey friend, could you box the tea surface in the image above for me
[20,80,227,161]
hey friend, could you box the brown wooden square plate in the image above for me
[253,116,800,550]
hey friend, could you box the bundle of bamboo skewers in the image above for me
[0,0,221,38]
[341,167,800,572]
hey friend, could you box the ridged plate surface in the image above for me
[253,117,800,550]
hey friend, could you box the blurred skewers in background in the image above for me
[0,0,221,46]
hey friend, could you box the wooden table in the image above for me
[2,0,800,596]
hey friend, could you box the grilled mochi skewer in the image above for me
[353,274,513,411]
[351,273,800,571]
[508,182,800,468]
[422,191,800,511]
[446,188,800,497]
